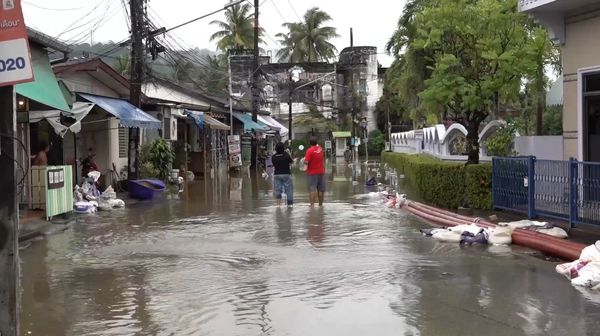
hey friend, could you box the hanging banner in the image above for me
[0,0,34,87]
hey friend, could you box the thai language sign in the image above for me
[0,0,33,87]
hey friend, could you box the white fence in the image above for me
[390,121,503,162]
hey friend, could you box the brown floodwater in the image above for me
[19,163,600,335]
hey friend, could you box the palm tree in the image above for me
[276,7,339,62]
[209,3,264,51]
[114,54,131,77]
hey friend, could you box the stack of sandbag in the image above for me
[420,224,490,245]
[501,220,568,239]
[97,186,125,211]
[556,241,600,289]
[487,226,514,245]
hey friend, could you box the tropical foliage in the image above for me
[143,139,175,182]
[276,7,339,62]
[114,54,131,77]
[209,3,264,51]
[384,0,557,163]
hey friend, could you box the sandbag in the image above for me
[449,224,482,235]
[488,226,513,245]
[580,242,600,262]
[432,229,462,243]
[74,201,96,214]
[502,220,548,230]
[556,260,590,280]
[536,226,568,239]
[571,262,600,288]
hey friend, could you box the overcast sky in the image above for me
[22,0,405,67]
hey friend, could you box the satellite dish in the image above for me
[298,145,305,151]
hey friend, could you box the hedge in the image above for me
[382,152,492,210]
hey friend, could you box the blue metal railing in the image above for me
[492,157,600,227]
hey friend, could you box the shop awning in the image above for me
[187,111,204,129]
[79,93,161,129]
[28,102,95,138]
[258,115,289,137]
[205,115,230,131]
[186,110,231,131]
[332,131,352,138]
[16,48,71,112]
[232,112,267,132]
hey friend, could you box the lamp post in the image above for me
[287,66,304,146]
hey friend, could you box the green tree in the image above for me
[385,0,435,127]
[114,54,131,77]
[171,56,195,82]
[209,3,264,51]
[275,8,339,62]
[412,0,547,163]
[146,139,175,182]
[195,54,228,96]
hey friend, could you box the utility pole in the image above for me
[128,0,145,180]
[228,53,234,137]
[384,73,391,143]
[288,76,293,144]
[0,86,18,336]
[251,0,259,169]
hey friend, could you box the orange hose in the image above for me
[403,200,585,261]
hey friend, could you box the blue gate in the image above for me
[492,157,600,227]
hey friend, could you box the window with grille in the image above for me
[118,128,128,158]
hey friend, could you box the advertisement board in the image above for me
[0,0,34,87]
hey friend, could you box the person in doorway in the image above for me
[32,142,49,166]
[304,136,326,207]
[344,147,352,164]
[272,142,294,206]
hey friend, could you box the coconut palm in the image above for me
[114,54,131,77]
[209,3,264,51]
[276,7,339,62]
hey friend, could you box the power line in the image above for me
[22,1,82,11]
[287,0,302,22]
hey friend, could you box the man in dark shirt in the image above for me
[272,142,294,206]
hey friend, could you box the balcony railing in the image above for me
[518,0,555,12]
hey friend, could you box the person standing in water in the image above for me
[272,142,294,206]
[304,136,326,207]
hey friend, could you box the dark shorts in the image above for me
[307,174,326,192]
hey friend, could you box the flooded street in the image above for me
[19,166,600,336]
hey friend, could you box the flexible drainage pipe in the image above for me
[403,201,585,261]
[407,202,583,252]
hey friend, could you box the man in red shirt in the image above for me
[304,136,326,207]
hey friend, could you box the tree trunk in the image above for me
[535,63,545,135]
[466,119,480,164]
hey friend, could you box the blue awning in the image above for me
[78,93,161,129]
[186,110,204,129]
[232,112,268,131]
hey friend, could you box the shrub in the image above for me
[359,130,386,157]
[382,152,492,210]
[465,163,492,210]
[485,123,517,157]
[145,139,175,181]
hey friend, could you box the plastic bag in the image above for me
[87,170,101,182]
[460,230,489,245]
[101,186,117,200]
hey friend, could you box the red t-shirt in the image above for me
[304,145,325,175]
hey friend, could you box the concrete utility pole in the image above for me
[251,0,259,169]
[0,85,19,336]
[128,0,145,180]
[384,74,391,142]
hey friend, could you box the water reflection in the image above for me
[18,164,600,336]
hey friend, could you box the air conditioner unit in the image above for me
[163,116,178,141]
